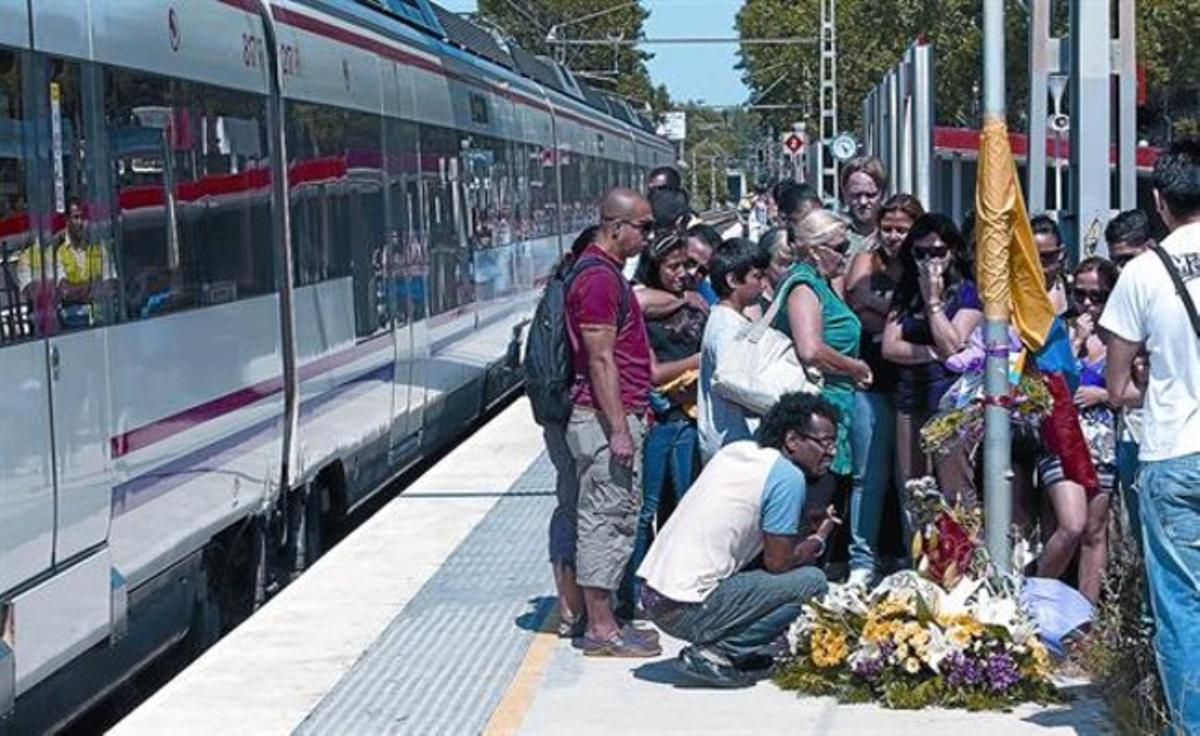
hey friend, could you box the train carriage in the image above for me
[0,0,673,730]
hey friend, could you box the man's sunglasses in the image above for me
[619,219,655,235]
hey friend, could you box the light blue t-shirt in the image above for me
[698,304,759,460]
[761,457,806,535]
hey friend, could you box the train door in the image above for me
[34,58,114,563]
[383,70,420,458]
[0,41,57,596]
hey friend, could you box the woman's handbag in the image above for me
[711,285,823,415]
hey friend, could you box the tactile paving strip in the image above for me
[295,453,557,735]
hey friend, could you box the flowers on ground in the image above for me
[774,479,1061,711]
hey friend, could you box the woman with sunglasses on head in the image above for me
[843,194,925,586]
[772,210,871,550]
[1032,257,1120,603]
[883,214,982,506]
[621,231,707,618]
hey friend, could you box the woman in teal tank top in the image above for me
[771,210,872,476]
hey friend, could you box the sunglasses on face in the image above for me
[1072,287,1109,305]
[914,244,950,260]
[619,219,655,235]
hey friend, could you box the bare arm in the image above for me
[882,315,937,365]
[1105,333,1145,409]
[651,352,700,385]
[762,514,841,572]
[927,305,981,360]
[634,285,709,318]
[787,285,869,380]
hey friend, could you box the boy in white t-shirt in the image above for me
[698,238,769,461]
[1100,137,1200,733]
[638,393,840,688]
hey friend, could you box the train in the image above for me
[0,0,673,731]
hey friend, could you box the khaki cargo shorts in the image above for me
[566,407,646,591]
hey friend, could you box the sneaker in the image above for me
[578,630,662,658]
[847,568,875,589]
[674,645,753,688]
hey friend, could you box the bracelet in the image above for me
[806,534,827,558]
[927,301,945,314]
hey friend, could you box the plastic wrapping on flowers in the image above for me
[919,371,1053,459]
[774,479,1061,711]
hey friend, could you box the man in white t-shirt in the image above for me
[698,238,769,461]
[638,393,839,688]
[1100,137,1200,733]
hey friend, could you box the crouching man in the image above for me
[637,392,841,687]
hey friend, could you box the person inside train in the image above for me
[620,230,708,620]
[647,165,683,193]
[638,392,839,688]
[840,156,887,257]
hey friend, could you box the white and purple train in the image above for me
[0,0,672,730]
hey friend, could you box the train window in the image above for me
[107,67,273,322]
[286,101,387,337]
[0,50,34,344]
[418,123,471,316]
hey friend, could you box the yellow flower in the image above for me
[874,592,916,619]
[1022,639,1053,679]
[862,616,900,644]
[809,626,849,668]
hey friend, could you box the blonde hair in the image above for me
[793,209,850,258]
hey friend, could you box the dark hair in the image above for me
[633,231,688,291]
[1073,256,1120,293]
[711,237,769,298]
[650,187,691,231]
[777,181,821,218]
[1030,213,1063,246]
[1152,137,1200,220]
[685,223,722,253]
[891,213,971,316]
[647,166,683,191]
[1105,209,1151,247]
[879,193,925,223]
[758,392,840,451]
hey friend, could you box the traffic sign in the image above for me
[783,132,804,154]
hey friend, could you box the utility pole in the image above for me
[981,0,1012,571]
[817,0,840,203]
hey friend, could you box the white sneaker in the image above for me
[847,568,875,589]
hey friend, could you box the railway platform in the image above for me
[109,399,1113,736]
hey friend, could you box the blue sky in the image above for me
[434,0,749,106]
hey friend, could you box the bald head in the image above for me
[600,187,650,222]
[598,187,653,259]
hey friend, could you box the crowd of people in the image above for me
[528,140,1200,729]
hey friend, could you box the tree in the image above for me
[1138,0,1200,142]
[473,0,669,114]
[735,0,1028,136]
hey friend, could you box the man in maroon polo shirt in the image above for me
[566,188,659,657]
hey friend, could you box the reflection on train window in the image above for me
[286,101,388,338]
[384,116,423,324]
[107,67,273,322]
[0,50,32,344]
[418,123,471,316]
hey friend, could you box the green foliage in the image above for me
[473,0,669,113]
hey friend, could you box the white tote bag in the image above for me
[711,286,823,415]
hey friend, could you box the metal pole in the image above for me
[982,0,1012,571]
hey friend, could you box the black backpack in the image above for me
[524,254,630,426]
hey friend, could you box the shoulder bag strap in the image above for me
[1150,244,1200,339]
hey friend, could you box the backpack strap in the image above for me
[564,253,631,329]
[1150,244,1200,339]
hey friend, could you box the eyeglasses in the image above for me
[1038,249,1065,266]
[914,244,950,260]
[620,219,655,235]
[1072,287,1109,305]
[801,432,838,452]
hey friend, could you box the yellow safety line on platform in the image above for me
[482,607,561,736]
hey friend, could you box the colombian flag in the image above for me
[976,116,1094,493]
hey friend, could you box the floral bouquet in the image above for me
[919,371,1053,459]
[775,480,1060,711]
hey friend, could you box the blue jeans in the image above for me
[647,567,828,660]
[620,419,698,611]
[1138,453,1200,733]
[1117,439,1143,546]
[849,391,902,574]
